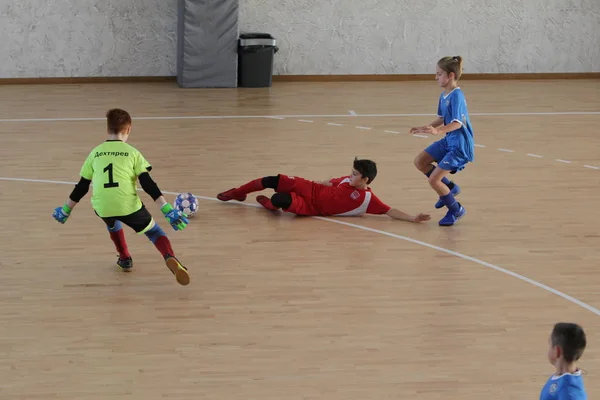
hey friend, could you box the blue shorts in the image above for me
[424,137,470,173]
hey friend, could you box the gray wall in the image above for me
[1,0,598,78]
[240,0,600,75]
[1,1,178,78]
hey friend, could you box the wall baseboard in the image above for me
[0,73,598,85]
[0,76,177,85]
[272,73,600,81]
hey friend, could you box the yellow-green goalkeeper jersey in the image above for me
[79,140,151,217]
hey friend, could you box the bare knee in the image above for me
[428,170,451,196]
[414,152,433,172]
[428,174,439,188]
[413,154,422,169]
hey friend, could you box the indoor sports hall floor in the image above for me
[1,79,599,399]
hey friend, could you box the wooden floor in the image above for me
[1,79,599,399]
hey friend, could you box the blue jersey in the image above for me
[540,370,587,400]
[437,88,475,162]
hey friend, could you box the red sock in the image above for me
[109,230,131,259]
[154,236,175,258]
[236,178,264,195]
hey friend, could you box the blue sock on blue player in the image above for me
[435,183,460,209]
[424,167,461,209]
[438,192,466,226]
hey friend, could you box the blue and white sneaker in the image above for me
[439,204,466,226]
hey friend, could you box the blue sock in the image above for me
[440,193,460,213]
[144,224,166,244]
[107,220,123,232]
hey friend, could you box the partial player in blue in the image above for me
[410,55,474,226]
[540,322,587,399]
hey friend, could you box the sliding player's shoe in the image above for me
[217,188,247,202]
[165,255,190,286]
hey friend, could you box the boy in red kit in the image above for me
[217,157,431,223]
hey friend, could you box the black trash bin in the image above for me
[238,33,278,88]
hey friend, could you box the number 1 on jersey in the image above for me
[103,163,119,188]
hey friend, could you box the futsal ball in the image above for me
[173,192,199,217]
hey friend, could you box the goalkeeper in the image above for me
[52,108,190,286]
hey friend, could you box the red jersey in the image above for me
[314,176,391,216]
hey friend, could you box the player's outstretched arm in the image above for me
[52,177,91,224]
[410,117,443,133]
[386,208,431,223]
[420,120,462,135]
[138,172,189,231]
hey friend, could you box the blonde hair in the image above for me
[437,56,463,80]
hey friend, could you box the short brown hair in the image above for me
[106,108,132,134]
[437,56,464,80]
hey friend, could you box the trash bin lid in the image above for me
[239,33,276,47]
[239,38,277,46]
[240,33,274,39]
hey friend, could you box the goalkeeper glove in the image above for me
[161,203,189,231]
[52,203,72,224]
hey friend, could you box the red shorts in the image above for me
[276,175,319,216]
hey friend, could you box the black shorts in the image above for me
[96,205,154,234]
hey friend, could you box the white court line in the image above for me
[2,175,599,317]
[356,111,600,117]
[297,119,313,123]
[1,110,599,123]
[307,114,597,173]
[267,116,285,120]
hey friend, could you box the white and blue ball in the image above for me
[173,192,199,217]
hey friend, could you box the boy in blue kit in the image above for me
[411,55,474,226]
[540,322,587,399]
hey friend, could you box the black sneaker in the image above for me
[116,256,133,272]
